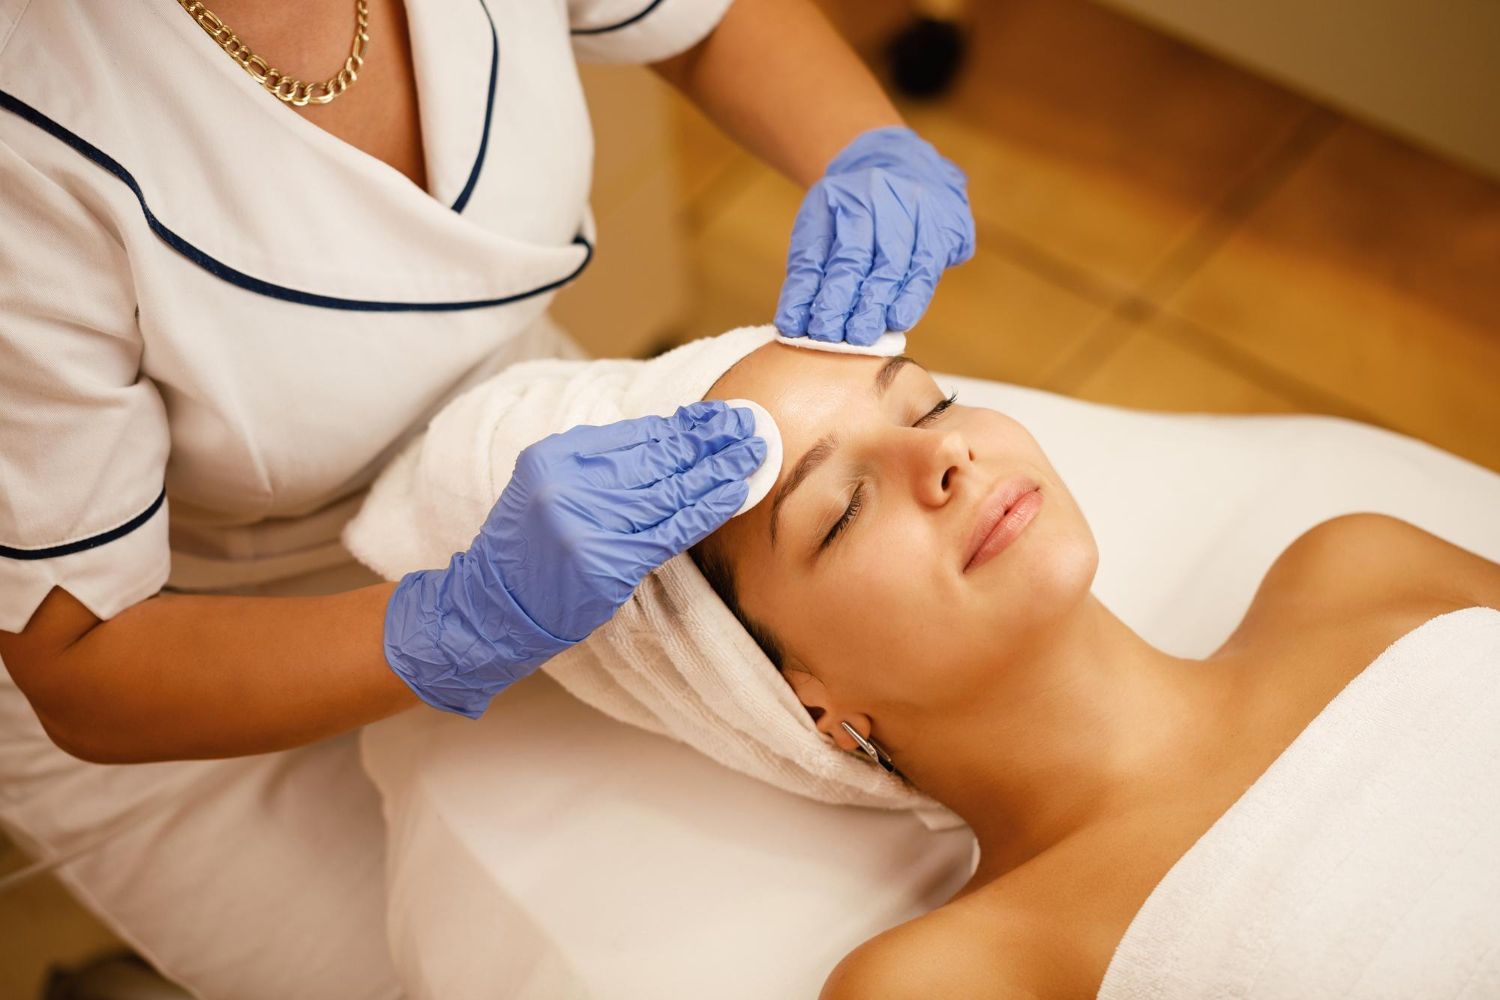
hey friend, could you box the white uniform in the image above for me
[0,0,731,995]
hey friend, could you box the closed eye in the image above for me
[818,391,958,553]
[819,482,864,551]
[916,391,958,427]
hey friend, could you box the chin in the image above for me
[1023,510,1100,617]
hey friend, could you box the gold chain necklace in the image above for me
[178,0,370,107]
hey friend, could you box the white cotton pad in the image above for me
[725,399,783,518]
[774,331,908,357]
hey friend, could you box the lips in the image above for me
[963,476,1042,572]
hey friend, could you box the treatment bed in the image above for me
[358,373,1500,999]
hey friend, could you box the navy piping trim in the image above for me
[0,19,595,313]
[451,0,498,213]
[570,0,667,35]
[0,488,167,561]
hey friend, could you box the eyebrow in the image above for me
[768,355,916,547]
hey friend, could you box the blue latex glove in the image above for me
[776,126,976,347]
[383,401,766,718]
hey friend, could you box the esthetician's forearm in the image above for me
[652,0,904,187]
[0,585,418,764]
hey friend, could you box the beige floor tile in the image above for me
[673,164,794,345]
[899,251,1110,386]
[0,847,125,999]
[668,96,750,215]
[904,0,1317,292]
[1065,319,1330,416]
[677,243,779,346]
[1167,122,1500,470]
[692,162,806,266]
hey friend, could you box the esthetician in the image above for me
[0,0,973,995]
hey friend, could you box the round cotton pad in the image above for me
[774,331,908,357]
[725,398,783,518]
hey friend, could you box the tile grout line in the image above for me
[1041,108,1340,393]
[1148,310,1396,429]
[958,223,1159,394]
[1138,107,1340,303]
[968,221,1137,312]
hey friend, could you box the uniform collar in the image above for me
[0,0,592,311]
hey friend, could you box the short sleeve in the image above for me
[568,0,736,64]
[0,137,170,632]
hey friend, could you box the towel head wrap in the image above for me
[345,325,959,830]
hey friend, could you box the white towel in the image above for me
[1098,606,1500,999]
[345,326,958,829]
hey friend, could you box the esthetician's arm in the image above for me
[0,584,415,764]
[0,405,763,764]
[651,0,904,187]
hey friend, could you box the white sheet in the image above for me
[361,376,1500,999]
[1098,606,1500,999]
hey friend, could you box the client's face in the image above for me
[701,343,1098,744]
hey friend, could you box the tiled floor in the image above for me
[668,0,1500,471]
[0,832,125,999]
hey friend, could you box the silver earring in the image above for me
[841,721,896,773]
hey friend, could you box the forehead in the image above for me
[706,341,890,433]
[700,342,932,551]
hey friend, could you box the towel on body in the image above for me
[1098,606,1500,999]
[344,325,958,829]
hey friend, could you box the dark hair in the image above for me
[689,538,785,671]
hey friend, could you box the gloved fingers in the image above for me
[775,190,836,337]
[887,247,942,333]
[582,404,756,490]
[944,212,978,268]
[641,479,750,556]
[805,199,876,342]
[569,401,746,459]
[588,435,764,533]
[628,435,766,527]
[843,213,916,347]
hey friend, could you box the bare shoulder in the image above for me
[819,906,1047,1000]
[1248,513,1499,629]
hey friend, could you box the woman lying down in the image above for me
[346,325,1500,999]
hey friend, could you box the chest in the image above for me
[287,0,428,189]
[44,0,593,513]
[979,600,1465,998]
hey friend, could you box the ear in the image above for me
[782,666,872,754]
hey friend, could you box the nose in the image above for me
[903,427,972,507]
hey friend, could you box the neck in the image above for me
[894,594,1242,877]
[194,1,355,79]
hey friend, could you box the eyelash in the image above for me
[818,391,959,551]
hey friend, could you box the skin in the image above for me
[703,342,1236,865]
[701,342,1500,997]
[205,0,903,191]
[207,0,430,189]
[0,0,903,763]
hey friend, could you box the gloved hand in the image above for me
[384,401,766,718]
[776,125,976,347]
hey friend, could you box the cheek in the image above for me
[777,528,979,706]
[968,490,1099,654]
